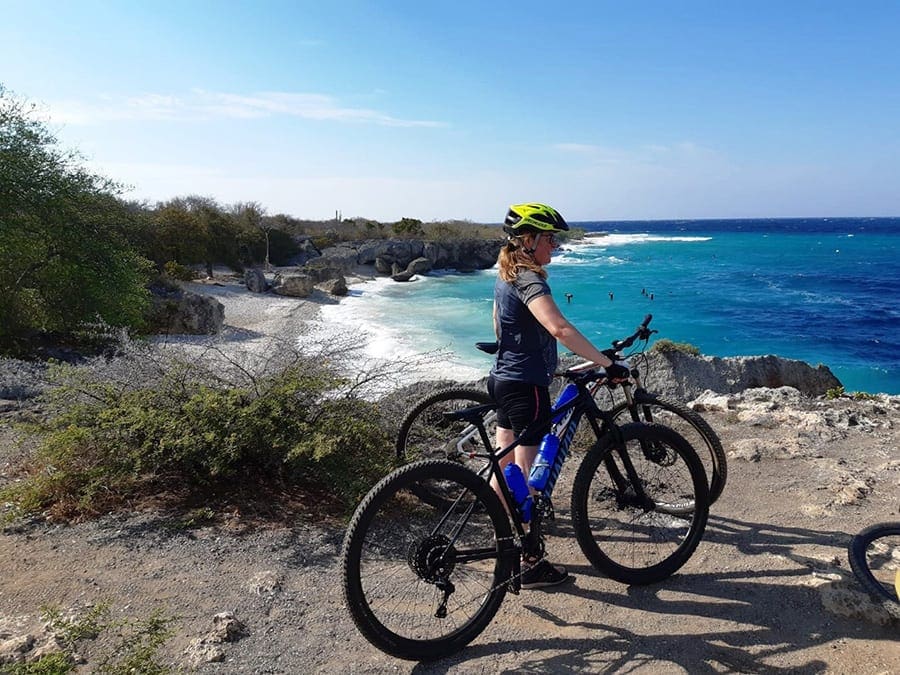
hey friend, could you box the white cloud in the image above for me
[40,89,445,128]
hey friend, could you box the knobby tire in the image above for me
[341,459,513,660]
[571,423,710,585]
[848,521,900,621]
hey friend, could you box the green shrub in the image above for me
[162,260,195,281]
[825,386,845,399]
[33,603,176,675]
[649,338,701,356]
[391,217,425,237]
[3,651,74,674]
[2,344,394,522]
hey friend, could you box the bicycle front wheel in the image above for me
[342,459,514,660]
[571,423,710,585]
[848,522,900,620]
[610,395,727,504]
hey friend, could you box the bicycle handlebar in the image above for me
[478,314,656,368]
[611,314,656,352]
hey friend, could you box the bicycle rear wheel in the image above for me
[610,395,727,504]
[342,459,513,660]
[571,423,710,585]
[395,387,495,508]
[848,522,900,621]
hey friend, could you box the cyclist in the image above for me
[489,202,629,589]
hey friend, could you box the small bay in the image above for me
[318,218,900,395]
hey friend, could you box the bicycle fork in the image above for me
[602,432,656,511]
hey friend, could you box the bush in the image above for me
[162,260,195,281]
[649,338,701,356]
[391,217,425,237]
[1,339,396,522]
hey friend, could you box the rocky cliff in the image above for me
[628,350,844,399]
[309,237,502,278]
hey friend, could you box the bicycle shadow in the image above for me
[410,514,898,674]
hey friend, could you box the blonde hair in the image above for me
[497,235,547,282]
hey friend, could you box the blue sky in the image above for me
[2,1,899,222]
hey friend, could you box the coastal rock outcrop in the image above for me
[315,276,348,296]
[640,351,843,400]
[271,272,315,298]
[310,237,502,280]
[147,286,224,335]
[244,269,267,293]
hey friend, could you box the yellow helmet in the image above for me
[503,203,569,235]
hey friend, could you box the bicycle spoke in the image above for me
[572,423,709,585]
[343,461,511,659]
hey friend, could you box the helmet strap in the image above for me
[521,234,538,255]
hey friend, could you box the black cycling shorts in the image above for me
[488,375,551,446]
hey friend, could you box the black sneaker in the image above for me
[521,559,570,590]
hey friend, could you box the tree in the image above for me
[231,201,269,269]
[392,217,425,238]
[0,84,153,351]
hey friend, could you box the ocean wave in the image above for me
[582,233,712,246]
[313,275,490,388]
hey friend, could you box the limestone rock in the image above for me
[637,351,842,400]
[316,276,347,296]
[148,286,224,335]
[244,268,267,293]
[321,237,502,276]
[271,272,315,297]
[407,257,432,275]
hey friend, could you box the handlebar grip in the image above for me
[640,314,653,328]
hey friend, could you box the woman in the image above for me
[489,202,629,589]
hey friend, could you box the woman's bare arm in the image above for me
[526,294,614,367]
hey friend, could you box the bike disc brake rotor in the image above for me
[407,534,457,583]
[644,441,678,466]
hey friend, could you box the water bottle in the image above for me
[528,433,559,491]
[551,383,579,424]
[503,464,532,523]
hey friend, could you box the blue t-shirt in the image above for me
[490,270,557,386]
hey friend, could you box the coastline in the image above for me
[157,267,376,364]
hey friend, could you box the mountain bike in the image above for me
[394,314,727,508]
[848,521,900,621]
[342,362,710,660]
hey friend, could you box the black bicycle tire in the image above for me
[341,459,513,660]
[395,387,496,508]
[395,387,494,461]
[570,422,710,585]
[610,395,727,504]
[848,521,900,620]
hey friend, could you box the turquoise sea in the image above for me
[317,218,900,395]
